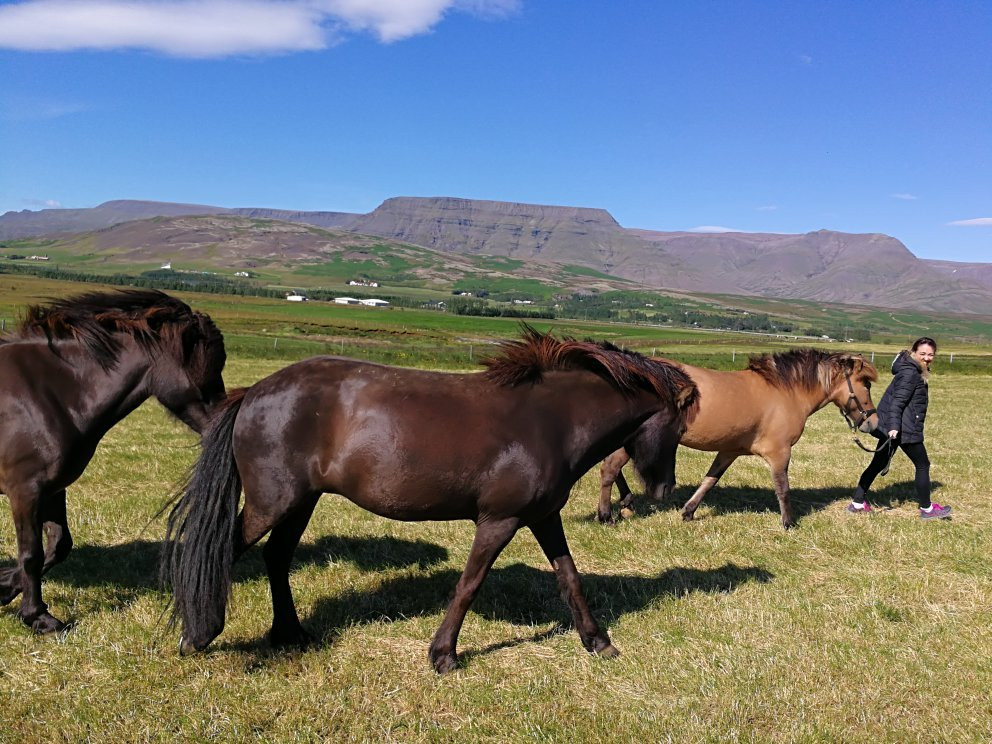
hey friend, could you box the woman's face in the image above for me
[912,343,936,369]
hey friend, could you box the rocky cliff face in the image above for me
[349,196,628,261]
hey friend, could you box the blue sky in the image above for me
[1,1,989,261]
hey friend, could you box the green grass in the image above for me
[2,313,992,740]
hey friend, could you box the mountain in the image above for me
[922,259,992,292]
[0,200,360,239]
[3,197,991,314]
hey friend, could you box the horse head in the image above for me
[153,311,227,433]
[829,354,879,433]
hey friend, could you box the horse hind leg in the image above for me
[597,448,631,524]
[681,452,738,522]
[530,512,617,658]
[429,515,520,674]
[263,492,321,649]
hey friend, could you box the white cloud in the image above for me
[686,225,742,233]
[23,198,63,208]
[755,205,778,212]
[891,193,918,200]
[0,0,519,57]
[947,217,992,227]
[1,99,88,121]
[799,54,813,65]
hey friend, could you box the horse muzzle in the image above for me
[859,414,879,433]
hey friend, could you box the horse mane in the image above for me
[482,325,697,408]
[4,289,208,370]
[747,348,878,392]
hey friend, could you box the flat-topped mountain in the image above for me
[3,197,990,314]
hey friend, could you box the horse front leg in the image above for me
[1,484,65,633]
[530,512,617,658]
[597,448,631,524]
[429,516,520,674]
[1,489,73,600]
[763,451,796,529]
[681,451,738,521]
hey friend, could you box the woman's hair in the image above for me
[912,336,937,352]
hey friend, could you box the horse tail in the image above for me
[160,387,247,650]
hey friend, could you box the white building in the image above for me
[286,293,308,302]
[359,299,389,307]
[334,297,361,305]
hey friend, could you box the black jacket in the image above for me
[877,351,929,443]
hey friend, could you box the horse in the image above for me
[162,327,699,674]
[597,349,878,530]
[0,289,226,633]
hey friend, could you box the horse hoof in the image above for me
[681,511,696,522]
[28,612,66,635]
[596,644,620,659]
[179,635,208,656]
[269,624,313,649]
[430,651,459,675]
[596,513,614,525]
[619,507,636,520]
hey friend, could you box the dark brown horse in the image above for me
[598,349,878,529]
[163,327,698,673]
[0,289,226,633]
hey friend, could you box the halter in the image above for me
[839,370,886,453]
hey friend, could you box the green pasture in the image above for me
[1,282,991,740]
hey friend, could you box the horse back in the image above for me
[676,363,797,451]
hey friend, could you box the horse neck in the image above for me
[57,337,158,435]
[560,378,665,475]
[794,373,838,417]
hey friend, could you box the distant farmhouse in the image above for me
[334,297,389,307]
[286,293,308,302]
[348,279,380,288]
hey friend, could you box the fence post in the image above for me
[273,338,278,350]
[949,353,954,364]
[732,350,736,362]
[870,351,874,363]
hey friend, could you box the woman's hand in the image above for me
[888,429,899,438]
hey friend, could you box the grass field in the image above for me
[2,335,992,741]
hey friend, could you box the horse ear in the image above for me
[674,383,698,410]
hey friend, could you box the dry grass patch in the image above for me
[1,359,990,742]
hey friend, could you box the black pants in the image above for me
[854,432,931,508]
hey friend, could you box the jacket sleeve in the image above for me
[882,369,915,432]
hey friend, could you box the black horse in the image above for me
[0,289,226,633]
[163,327,698,673]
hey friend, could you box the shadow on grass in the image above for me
[216,561,774,664]
[0,533,450,623]
[592,480,945,525]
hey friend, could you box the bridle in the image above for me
[839,369,887,453]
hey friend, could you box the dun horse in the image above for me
[598,349,878,529]
[0,290,226,633]
[163,327,698,673]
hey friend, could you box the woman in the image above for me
[848,337,951,519]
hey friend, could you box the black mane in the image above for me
[5,289,199,369]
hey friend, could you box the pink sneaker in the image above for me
[920,503,952,520]
[846,502,872,514]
